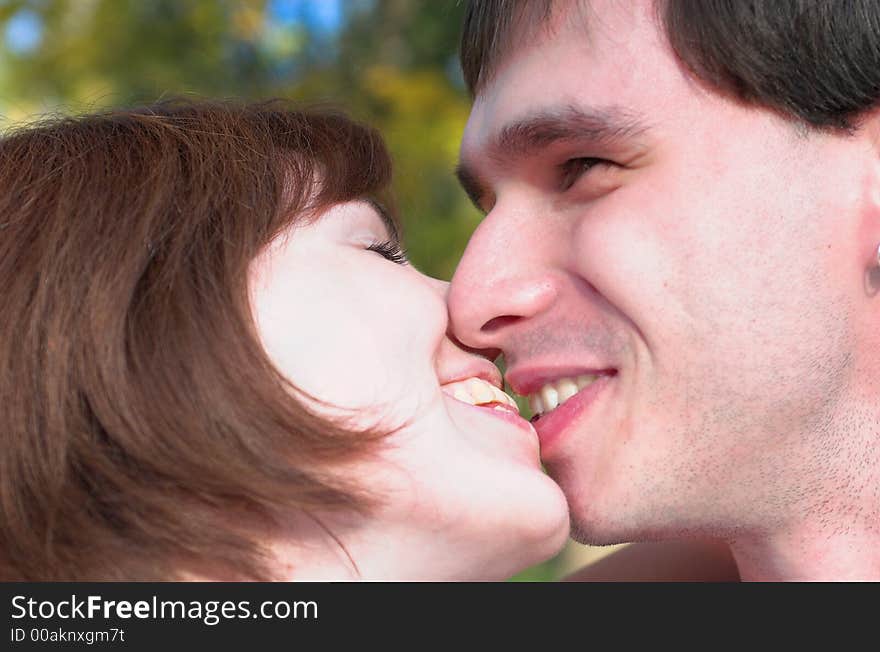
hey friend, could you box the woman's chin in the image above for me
[477,508,572,580]
[511,474,572,568]
[435,395,571,565]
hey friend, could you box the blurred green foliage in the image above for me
[0,0,578,581]
[0,0,478,279]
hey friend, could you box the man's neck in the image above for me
[730,525,880,581]
[728,387,880,581]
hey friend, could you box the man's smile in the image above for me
[504,366,617,454]
[526,373,601,416]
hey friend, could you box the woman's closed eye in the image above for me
[367,239,409,265]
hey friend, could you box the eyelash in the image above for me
[561,157,611,190]
[367,239,409,265]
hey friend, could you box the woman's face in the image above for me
[249,200,569,579]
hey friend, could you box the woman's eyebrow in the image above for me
[364,198,400,241]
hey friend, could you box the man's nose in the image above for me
[448,206,561,352]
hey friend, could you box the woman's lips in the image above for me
[528,374,614,458]
[470,400,537,435]
[440,377,536,434]
[440,376,518,410]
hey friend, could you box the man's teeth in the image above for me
[528,375,597,416]
[441,377,519,412]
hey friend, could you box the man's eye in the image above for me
[367,239,409,265]
[560,157,612,190]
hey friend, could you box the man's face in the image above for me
[450,0,873,543]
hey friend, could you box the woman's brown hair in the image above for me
[0,99,394,580]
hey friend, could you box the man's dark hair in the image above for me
[461,0,880,131]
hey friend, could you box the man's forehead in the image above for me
[463,0,615,98]
[466,0,661,96]
[461,1,670,158]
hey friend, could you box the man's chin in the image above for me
[569,519,631,547]
[564,497,648,547]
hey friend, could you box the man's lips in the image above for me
[528,373,613,457]
[504,366,617,456]
[505,366,617,397]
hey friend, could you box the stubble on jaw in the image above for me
[563,276,861,547]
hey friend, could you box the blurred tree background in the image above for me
[0,0,611,581]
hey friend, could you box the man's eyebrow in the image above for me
[455,105,648,209]
[491,105,648,159]
[454,163,487,213]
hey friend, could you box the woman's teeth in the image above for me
[441,377,520,413]
[528,375,597,416]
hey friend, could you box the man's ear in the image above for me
[856,109,880,290]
